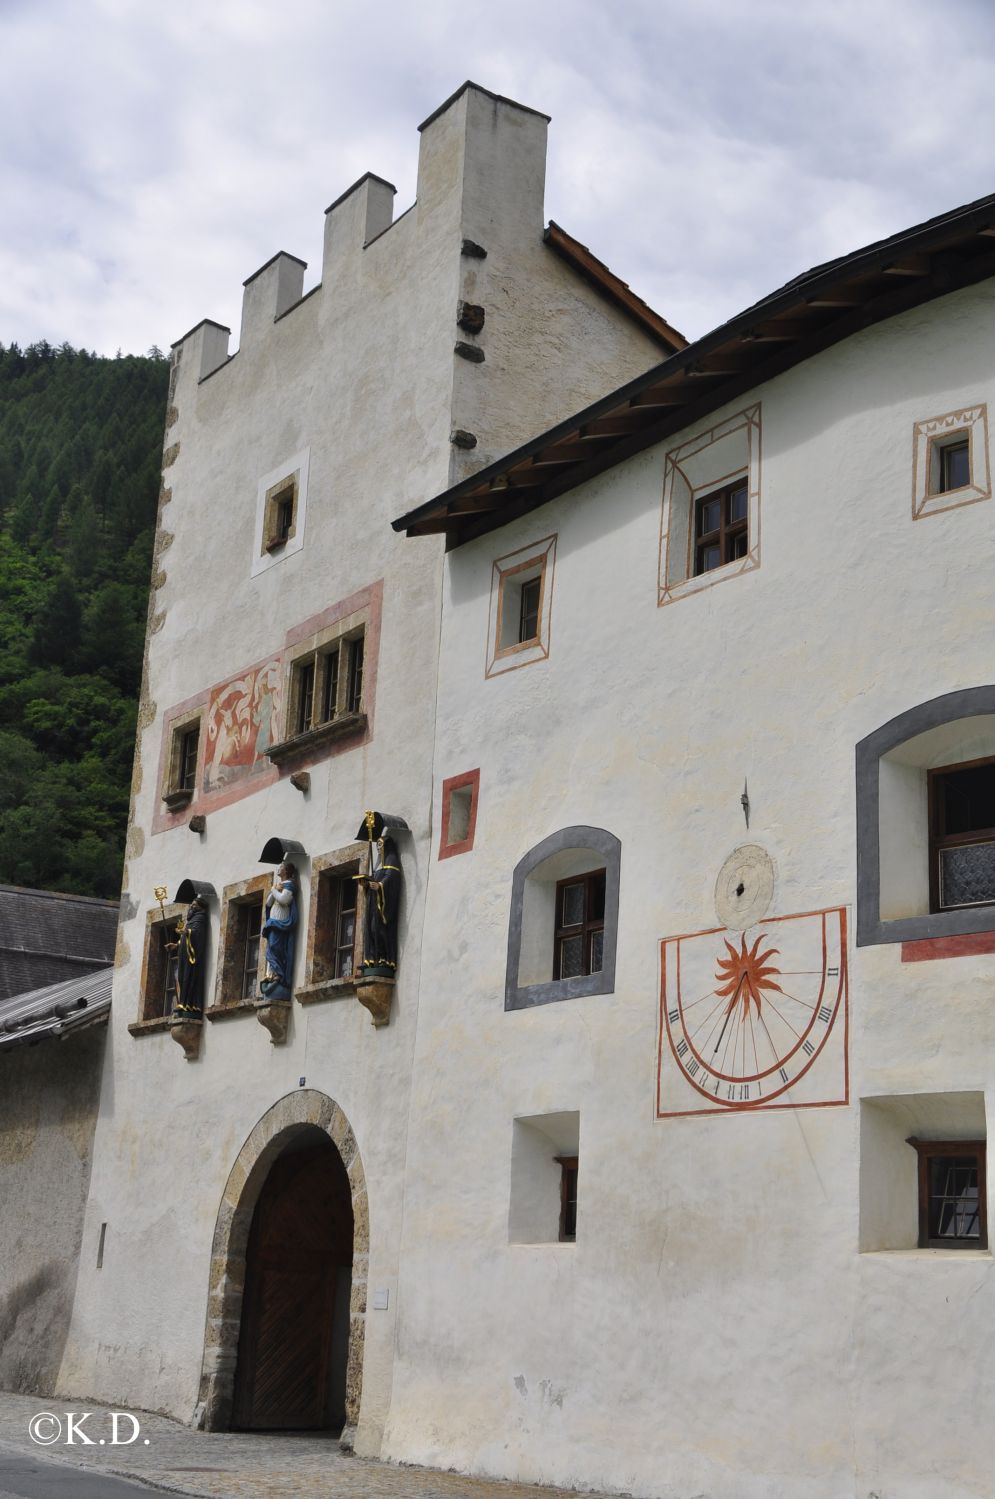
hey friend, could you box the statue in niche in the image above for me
[168,895,209,1019]
[357,811,403,981]
[260,861,298,1001]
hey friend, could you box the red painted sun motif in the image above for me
[714,933,783,1021]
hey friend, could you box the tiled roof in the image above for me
[0,885,119,1001]
[0,967,112,1052]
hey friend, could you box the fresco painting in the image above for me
[204,659,282,793]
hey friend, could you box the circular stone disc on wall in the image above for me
[714,845,776,931]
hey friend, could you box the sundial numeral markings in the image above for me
[686,1059,699,1078]
[802,1039,815,1056]
[818,1005,832,1023]
[668,1008,679,1025]
[827,966,839,976]
[676,1038,689,1058]
[779,1067,789,1084]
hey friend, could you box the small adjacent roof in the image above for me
[395,188,995,549]
[0,885,119,1001]
[0,967,112,1053]
[544,222,687,354]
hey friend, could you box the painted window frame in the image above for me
[486,534,557,678]
[856,686,995,946]
[505,825,621,1011]
[439,769,480,859]
[659,404,761,607]
[912,404,990,520]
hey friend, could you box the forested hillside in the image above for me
[0,342,169,899]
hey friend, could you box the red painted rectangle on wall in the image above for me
[901,931,995,962]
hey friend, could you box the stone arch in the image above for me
[196,1089,368,1443]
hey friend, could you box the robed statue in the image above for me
[168,896,209,1019]
[356,811,404,981]
[260,861,298,1001]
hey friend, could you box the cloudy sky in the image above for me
[4,0,995,357]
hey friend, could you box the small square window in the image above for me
[487,535,557,678]
[935,436,970,495]
[556,1155,579,1242]
[928,755,995,911]
[314,865,362,982]
[908,1139,987,1249]
[263,476,298,554]
[439,769,480,859]
[138,909,183,1022]
[553,871,605,980]
[214,875,272,1012]
[297,842,370,1004]
[693,477,748,576]
[913,405,990,519]
[162,713,202,810]
[239,898,264,1000]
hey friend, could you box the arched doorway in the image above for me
[232,1130,353,1431]
[196,1090,369,1446]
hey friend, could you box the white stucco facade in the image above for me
[385,279,995,1498]
[55,83,664,1458]
[49,79,995,1499]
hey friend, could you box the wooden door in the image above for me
[232,1140,353,1430]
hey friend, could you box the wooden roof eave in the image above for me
[397,194,995,547]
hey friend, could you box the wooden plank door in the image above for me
[232,1142,349,1429]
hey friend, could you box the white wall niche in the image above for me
[508,1111,579,1246]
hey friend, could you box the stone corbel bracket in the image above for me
[355,978,394,1027]
[170,1016,203,1060]
[255,999,292,1044]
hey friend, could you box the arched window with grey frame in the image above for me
[505,826,621,1011]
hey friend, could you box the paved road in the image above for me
[0,1442,163,1497]
[0,1392,636,1499]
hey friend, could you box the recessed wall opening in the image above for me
[509,1112,580,1245]
[506,825,621,1010]
[859,1091,988,1253]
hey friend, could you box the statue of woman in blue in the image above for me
[260,861,297,1001]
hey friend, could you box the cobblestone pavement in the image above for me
[0,1393,636,1499]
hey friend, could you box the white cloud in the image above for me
[2,0,994,353]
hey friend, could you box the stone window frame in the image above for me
[297,842,368,1006]
[658,403,761,607]
[209,873,272,1018]
[261,473,299,555]
[505,825,621,1011]
[485,534,557,679]
[267,607,368,766]
[251,447,310,579]
[856,685,995,947]
[912,403,990,520]
[438,768,480,859]
[160,706,205,812]
[129,902,186,1035]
